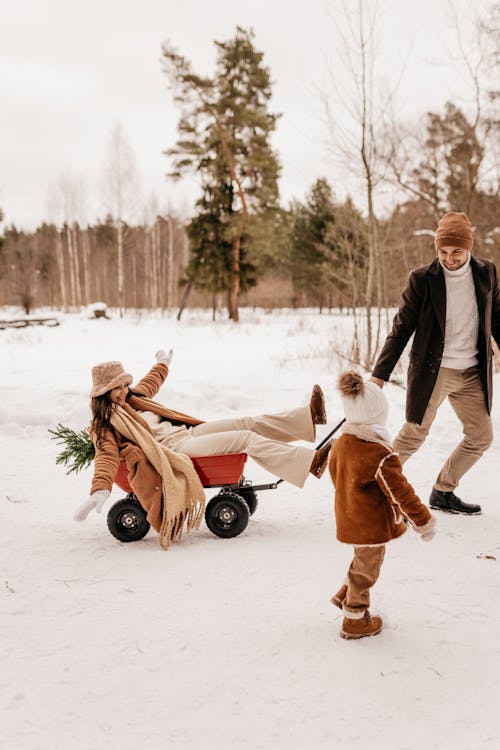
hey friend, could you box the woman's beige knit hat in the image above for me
[90,361,133,398]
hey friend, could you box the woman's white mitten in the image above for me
[155,348,173,366]
[74,490,110,522]
[94,489,110,513]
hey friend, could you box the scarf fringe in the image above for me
[158,485,205,550]
[110,406,205,551]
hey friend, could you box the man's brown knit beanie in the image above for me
[434,212,473,251]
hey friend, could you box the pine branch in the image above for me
[48,423,95,474]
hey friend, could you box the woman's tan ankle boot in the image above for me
[310,439,334,478]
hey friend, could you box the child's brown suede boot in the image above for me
[340,610,383,640]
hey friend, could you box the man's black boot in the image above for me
[429,488,481,515]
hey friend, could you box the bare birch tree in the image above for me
[386,3,499,220]
[46,171,88,310]
[102,122,140,316]
[322,0,395,367]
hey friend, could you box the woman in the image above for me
[74,349,332,547]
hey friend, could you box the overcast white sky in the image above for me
[0,0,488,229]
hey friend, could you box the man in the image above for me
[370,212,500,515]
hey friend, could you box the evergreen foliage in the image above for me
[49,424,95,474]
[290,179,338,302]
[289,179,368,310]
[411,103,484,216]
[162,27,280,319]
[183,183,257,300]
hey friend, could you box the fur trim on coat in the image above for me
[329,425,433,545]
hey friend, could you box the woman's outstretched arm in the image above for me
[132,349,173,398]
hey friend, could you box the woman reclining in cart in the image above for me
[74,349,333,545]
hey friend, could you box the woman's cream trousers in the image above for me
[157,405,316,488]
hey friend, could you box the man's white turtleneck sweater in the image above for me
[440,252,479,370]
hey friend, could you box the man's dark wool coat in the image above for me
[372,256,500,424]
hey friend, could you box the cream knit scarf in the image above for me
[342,422,393,451]
[110,405,205,550]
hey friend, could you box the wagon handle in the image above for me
[274,417,346,486]
[315,418,345,450]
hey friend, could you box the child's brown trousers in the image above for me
[343,544,386,613]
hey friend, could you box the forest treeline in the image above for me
[2,167,498,317]
[1,7,498,334]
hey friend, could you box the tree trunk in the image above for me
[228,236,240,321]
[166,216,174,308]
[177,277,195,321]
[131,236,137,310]
[82,229,91,305]
[149,224,157,309]
[56,230,67,311]
[155,220,162,309]
[116,219,124,316]
[66,225,76,307]
[72,224,82,307]
[212,117,247,323]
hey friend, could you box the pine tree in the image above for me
[411,103,484,217]
[290,179,339,310]
[290,179,368,313]
[162,27,280,321]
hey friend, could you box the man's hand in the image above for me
[156,349,173,366]
[369,376,385,389]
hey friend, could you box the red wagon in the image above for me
[106,418,345,544]
[107,452,273,542]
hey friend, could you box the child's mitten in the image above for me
[421,529,436,542]
[418,514,436,542]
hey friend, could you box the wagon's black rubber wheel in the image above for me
[236,487,258,516]
[107,496,150,543]
[205,492,250,538]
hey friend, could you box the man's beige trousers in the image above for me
[171,405,316,488]
[394,366,493,491]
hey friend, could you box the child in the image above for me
[328,372,436,640]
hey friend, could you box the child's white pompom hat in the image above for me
[338,371,388,425]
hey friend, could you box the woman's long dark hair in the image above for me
[90,393,115,448]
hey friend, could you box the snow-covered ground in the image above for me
[2,308,500,750]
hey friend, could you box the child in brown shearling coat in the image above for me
[328,372,436,640]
